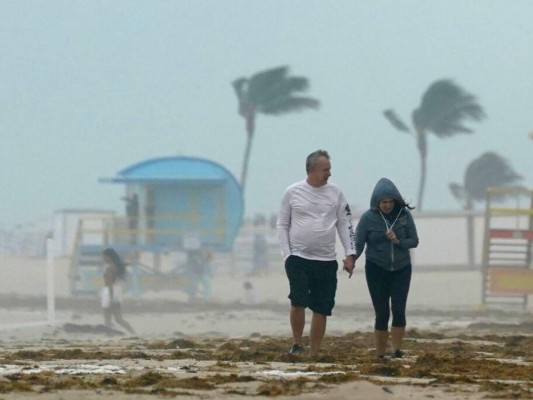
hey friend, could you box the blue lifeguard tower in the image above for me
[69,156,244,296]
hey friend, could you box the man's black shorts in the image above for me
[285,255,338,316]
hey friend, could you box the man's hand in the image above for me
[343,255,356,278]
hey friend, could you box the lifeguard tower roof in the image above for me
[103,156,239,185]
[100,156,244,252]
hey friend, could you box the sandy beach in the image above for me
[1,254,532,399]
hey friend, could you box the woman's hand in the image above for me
[386,230,400,244]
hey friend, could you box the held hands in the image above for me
[343,254,356,279]
[386,229,400,244]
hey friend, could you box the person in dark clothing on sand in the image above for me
[348,178,419,359]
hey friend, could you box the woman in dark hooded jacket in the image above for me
[353,178,419,359]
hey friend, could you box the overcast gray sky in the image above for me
[2,0,532,228]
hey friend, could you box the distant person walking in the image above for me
[277,149,355,357]
[349,178,418,359]
[251,214,270,275]
[122,193,139,244]
[101,248,135,334]
[184,248,214,301]
[243,281,257,304]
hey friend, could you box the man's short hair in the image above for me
[306,150,330,173]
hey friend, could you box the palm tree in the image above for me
[232,66,319,192]
[383,79,486,211]
[449,152,522,269]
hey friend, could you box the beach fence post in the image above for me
[46,238,56,326]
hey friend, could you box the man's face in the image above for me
[307,156,331,187]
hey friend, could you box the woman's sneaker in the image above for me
[289,344,305,354]
[392,349,404,358]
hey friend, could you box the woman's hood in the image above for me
[370,178,404,209]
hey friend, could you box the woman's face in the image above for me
[378,198,395,214]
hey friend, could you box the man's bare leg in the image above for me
[290,306,305,345]
[310,312,327,357]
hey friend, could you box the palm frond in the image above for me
[233,65,320,118]
[256,77,310,106]
[232,78,249,117]
[464,152,522,201]
[413,79,486,137]
[437,122,474,134]
[448,183,466,204]
[383,109,410,132]
[232,78,248,98]
[247,66,289,104]
[261,97,320,115]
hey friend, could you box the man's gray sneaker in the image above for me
[289,344,305,354]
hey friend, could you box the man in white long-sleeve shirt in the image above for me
[277,150,355,357]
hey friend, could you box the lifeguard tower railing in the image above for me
[481,187,533,308]
[69,213,229,296]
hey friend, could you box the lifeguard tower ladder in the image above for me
[481,187,533,308]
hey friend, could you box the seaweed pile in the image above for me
[0,330,531,399]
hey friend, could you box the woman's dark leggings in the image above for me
[365,261,412,331]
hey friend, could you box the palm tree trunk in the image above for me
[240,137,252,192]
[240,113,255,192]
[465,195,475,270]
[416,130,427,211]
[417,155,426,211]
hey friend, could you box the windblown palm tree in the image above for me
[383,79,486,210]
[449,152,522,269]
[232,66,319,192]
[449,152,523,208]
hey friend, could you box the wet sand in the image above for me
[1,254,532,399]
[0,318,532,399]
